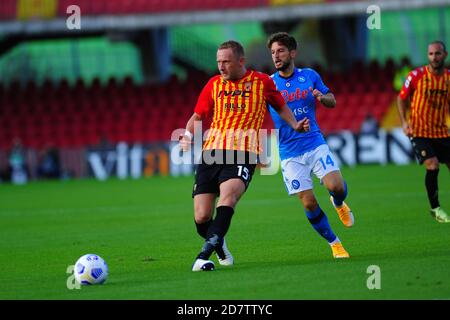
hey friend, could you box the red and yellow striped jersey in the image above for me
[194,70,285,153]
[398,66,450,138]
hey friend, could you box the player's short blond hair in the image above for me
[218,41,245,59]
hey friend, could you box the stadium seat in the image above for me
[0,0,17,19]
[0,59,404,151]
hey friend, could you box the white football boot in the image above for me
[192,259,215,271]
[215,239,234,266]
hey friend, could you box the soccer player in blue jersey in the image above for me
[266,32,354,258]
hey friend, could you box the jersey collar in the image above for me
[278,68,299,81]
[222,69,252,84]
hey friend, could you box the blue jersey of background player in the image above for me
[266,32,355,259]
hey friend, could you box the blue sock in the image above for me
[330,181,348,207]
[305,207,337,243]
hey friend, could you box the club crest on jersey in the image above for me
[244,82,252,91]
[298,76,306,83]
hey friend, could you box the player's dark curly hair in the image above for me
[266,32,297,51]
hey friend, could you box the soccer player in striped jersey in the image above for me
[266,32,354,259]
[397,40,450,223]
[180,40,310,271]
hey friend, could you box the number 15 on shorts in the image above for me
[237,165,250,181]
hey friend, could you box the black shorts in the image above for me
[192,150,257,197]
[410,137,450,164]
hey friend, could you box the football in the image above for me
[74,254,108,285]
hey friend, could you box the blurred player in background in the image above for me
[397,40,450,223]
[180,40,310,271]
[393,57,412,92]
[266,32,354,259]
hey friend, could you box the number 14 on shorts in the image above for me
[319,154,335,170]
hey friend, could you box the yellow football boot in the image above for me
[330,196,354,227]
[330,242,350,259]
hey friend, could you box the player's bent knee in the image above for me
[217,197,239,208]
[194,213,212,224]
[298,193,318,211]
[304,202,319,212]
[424,159,439,170]
[194,205,214,223]
[329,184,345,195]
[217,192,242,208]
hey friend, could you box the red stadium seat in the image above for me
[0,0,17,19]
[53,0,270,17]
[0,60,405,151]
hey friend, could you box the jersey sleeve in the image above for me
[310,69,329,94]
[262,74,285,111]
[194,78,215,118]
[398,70,419,100]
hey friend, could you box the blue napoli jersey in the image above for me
[268,68,329,160]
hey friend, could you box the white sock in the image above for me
[329,237,340,246]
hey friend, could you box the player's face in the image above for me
[427,43,448,71]
[271,42,295,72]
[217,48,244,81]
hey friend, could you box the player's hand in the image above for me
[402,122,412,137]
[309,86,324,102]
[179,134,192,152]
[294,117,310,133]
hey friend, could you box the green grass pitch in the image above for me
[0,164,449,300]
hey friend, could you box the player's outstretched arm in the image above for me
[180,112,202,151]
[276,104,310,133]
[309,87,336,108]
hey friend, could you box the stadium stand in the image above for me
[0,0,368,19]
[0,0,269,19]
[315,60,395,134]
[0,62,395,150]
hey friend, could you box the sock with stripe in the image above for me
[305,206,337,244]
[330,180,348,207]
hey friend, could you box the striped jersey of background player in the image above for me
[397,40,450,223]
